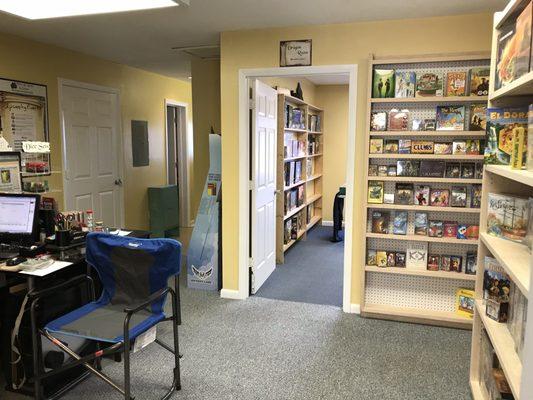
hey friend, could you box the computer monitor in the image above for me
[0,193,40,243]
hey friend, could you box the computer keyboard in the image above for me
[0,243,20,259]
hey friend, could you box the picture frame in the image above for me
[0,151,22,192]
[280,40,312,67]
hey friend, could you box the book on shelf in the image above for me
[370,111,387,131]
[469,67,489,96]
[308,114,321,132]
[395,252,406,267]
[450,186,467,207]
[428,220,443,238]
[372,69,395,98]
[445,71,466,96]
[376,251,387,267]
[486,193,530,243]
[367,249,377,266]
[465,252,477,275]
[416,72,443,97]
[414,212,428,235]
[406,242,428,270]
[485,106,528,166]
[427,254,440,271]
[508,279,528,361]
[367,181,384,204]
[386,252,396,267]
[394,71,416,98]
[371,210,390,234]
[470,104,487,131]
[455,288,475,319]
[388,109,409,131]
[392,211,408,235]
[369,138,383,154]
[436,105,465,131]
[483,256,511,323]
[395,183,414,205]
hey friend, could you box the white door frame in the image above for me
[57,78,125,227]
[164,99,194,227]
[232,64,358,313]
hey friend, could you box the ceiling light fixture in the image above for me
[0,0,188,20]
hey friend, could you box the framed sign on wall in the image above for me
[0,78,49,152]
[280,40,312,67]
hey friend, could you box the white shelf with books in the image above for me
[276,93,324,263]
[469,2,533,398]
[362,52,490,330]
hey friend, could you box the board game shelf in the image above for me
[276,93,324,263]
[362,52,489,330]
[468,4,533,398]
[366,203,481,213]
[475,300,523,397]
[365,265,477,281]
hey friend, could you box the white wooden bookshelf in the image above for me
[469,3,533,398]
[276,94,324,263]
[361,52,490,329]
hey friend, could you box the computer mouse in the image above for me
[6,257,27,266]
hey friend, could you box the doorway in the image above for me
[59,79,124,227]
[165,100,193,228]
[233,65,357,312]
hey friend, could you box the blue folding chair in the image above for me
[32,233,182,400]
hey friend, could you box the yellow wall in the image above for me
[0,32,192,230]
[220,13,493,304]
[191,58,221,217]
[314,85,348,222]
[261,76,317,104]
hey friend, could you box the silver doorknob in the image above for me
[114,179,123,186]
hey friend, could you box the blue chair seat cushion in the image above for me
[45,301,165,344]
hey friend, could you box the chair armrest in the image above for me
[28,274,91,300]
[124,287,170,315]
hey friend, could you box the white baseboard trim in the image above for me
[220,288,244,300]
[350,304,361,314]
[321,220,345,228]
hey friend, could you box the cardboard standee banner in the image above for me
[187,134,221,290]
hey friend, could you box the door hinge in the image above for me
[249,180,254,190]
[249,99,255,110]
[249,257,254,270]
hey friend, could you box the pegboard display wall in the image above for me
[365,272,475,312]
[362,55,489,324]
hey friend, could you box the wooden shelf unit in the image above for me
[361,52,490,329]
[276,94,324,264]
[469,4,533,398]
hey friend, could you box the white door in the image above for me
[61,83,123,227]
[250,79,277,294]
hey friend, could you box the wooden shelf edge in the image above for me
[366,204,481,213]
[480,233,530,297]
[369,153,484,160]
[367,176,483,184]
[284,204,306,220]
[284,155,306,162]
[370,95,488,104]
[307,194,322,204]
[307,174,322,182]
[490,70,533,101]
[307,215,321,230]
[369,130,486,137]
[371,52,490,65]
[362,304,473,329]
[470,380,489,400]
[365,265,476,281]
[475,300,522,397]
[484,165,533,188]
[284,180,305,191]
[366,232,479,245]
[283,228,306,252]
[284,127,307,133]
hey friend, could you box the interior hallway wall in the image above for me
[0,31,192,230]
[314,85,348,222]
[219,12,493,305]
[191,58,221,218]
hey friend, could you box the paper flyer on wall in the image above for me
[187,133,221,291]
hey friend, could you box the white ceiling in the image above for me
[0,0,507,81]
[305,74,350,86]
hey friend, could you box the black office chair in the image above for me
[30,233,182,400]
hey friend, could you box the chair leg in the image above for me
[171,290,181,391]
[124,341,132,400]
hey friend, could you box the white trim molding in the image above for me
[235,65,358,313]
[164,99,194,227]
[220,288,245,300]
[350,304,361,314]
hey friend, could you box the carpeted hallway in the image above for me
[2,279,473,400]
[256,225,344,307]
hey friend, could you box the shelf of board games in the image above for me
[276,93,324,264]
[362,52,490,330]
[365,265,476,281]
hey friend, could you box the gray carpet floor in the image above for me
[2,281,473,400]
[256,226,344,307]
